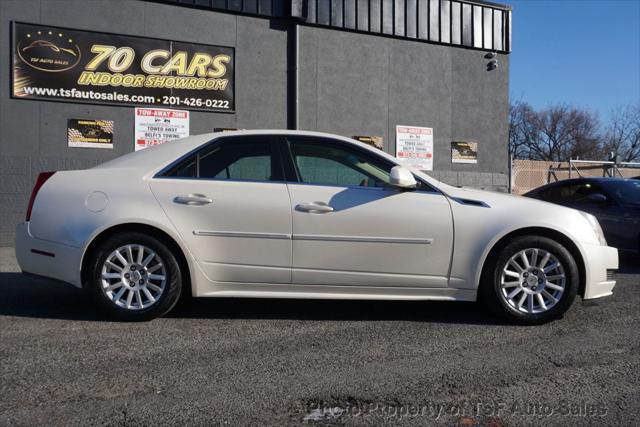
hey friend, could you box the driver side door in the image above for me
[281,136,454,288]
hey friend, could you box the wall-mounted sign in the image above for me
[213,127,240,132]
[352,135,384,150]
[452,141,478,164]
[67,119,114,149]
[395,125,433,171]
[134,107,189,151]
[12,22,234,112]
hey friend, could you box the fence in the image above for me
[510,159,640,195]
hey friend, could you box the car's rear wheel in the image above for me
[481,235,579,325]
[86,232,182,321]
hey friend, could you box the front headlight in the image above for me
[580,212,607,246]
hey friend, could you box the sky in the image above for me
[508,0,640,122]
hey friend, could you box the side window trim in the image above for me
[277,136,300,182]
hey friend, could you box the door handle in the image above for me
[173,193,213,206]
[296,201,334,213]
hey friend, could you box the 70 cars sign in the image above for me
[12,22,234,112]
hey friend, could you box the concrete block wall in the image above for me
[425,171,509,193]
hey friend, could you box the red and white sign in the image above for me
[134,107,190,151]
[395,125,434,171]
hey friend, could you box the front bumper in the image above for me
[581,242,618,300]
[15,222,83,288]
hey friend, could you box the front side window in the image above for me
[163,138,276,182]
[287,139,392,188]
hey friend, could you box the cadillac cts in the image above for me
[15,131,618,323]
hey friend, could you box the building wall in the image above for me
[0,0,509,246]
[0,0,289,246]
[297,25,509,188]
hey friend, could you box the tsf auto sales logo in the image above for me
[16,28,81,72]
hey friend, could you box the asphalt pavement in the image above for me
[0,247,638,426]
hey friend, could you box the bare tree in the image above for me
[508,100,535,159]
[601,104,640,162]
[529,105,601,161]
[509,102,602,161]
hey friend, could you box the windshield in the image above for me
[601,180,640,206]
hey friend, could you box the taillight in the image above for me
[26,171,56,221]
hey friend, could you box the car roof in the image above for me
[570,177,633,183]
[525,176,635,195]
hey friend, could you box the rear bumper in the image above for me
[15,222,83,288]
[581,243,618,300]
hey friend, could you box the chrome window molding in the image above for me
[154,175,287,185]
[285,179,441,194]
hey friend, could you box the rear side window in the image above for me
[162,138,279,182]
[199,142,271,180]
[168,155,197,178]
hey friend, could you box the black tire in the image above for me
[85,232,183,321]
[480,235,579,325]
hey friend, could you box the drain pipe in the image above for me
[290,0,307,130]
[295,22,299,130]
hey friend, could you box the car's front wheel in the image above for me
[86,232,183,321]
[481,235,579,325]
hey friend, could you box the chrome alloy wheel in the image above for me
[100,244,167,310]
[500,248,566,314]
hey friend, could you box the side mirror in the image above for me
[586,193,607,203]
[389,166,417,189]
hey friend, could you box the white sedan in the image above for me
[15,130,618,323]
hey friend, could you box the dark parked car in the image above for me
[524,178,640,253]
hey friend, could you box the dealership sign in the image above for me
[12,22,234,112]
[134,108,189,151]
[395,125,434,171]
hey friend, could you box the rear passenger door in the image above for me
[150,135,292,284]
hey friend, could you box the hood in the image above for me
[441,184,591,218]
[438,184,603,246]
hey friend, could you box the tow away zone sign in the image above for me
[134,107,189,151]
[395,125,434,171]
